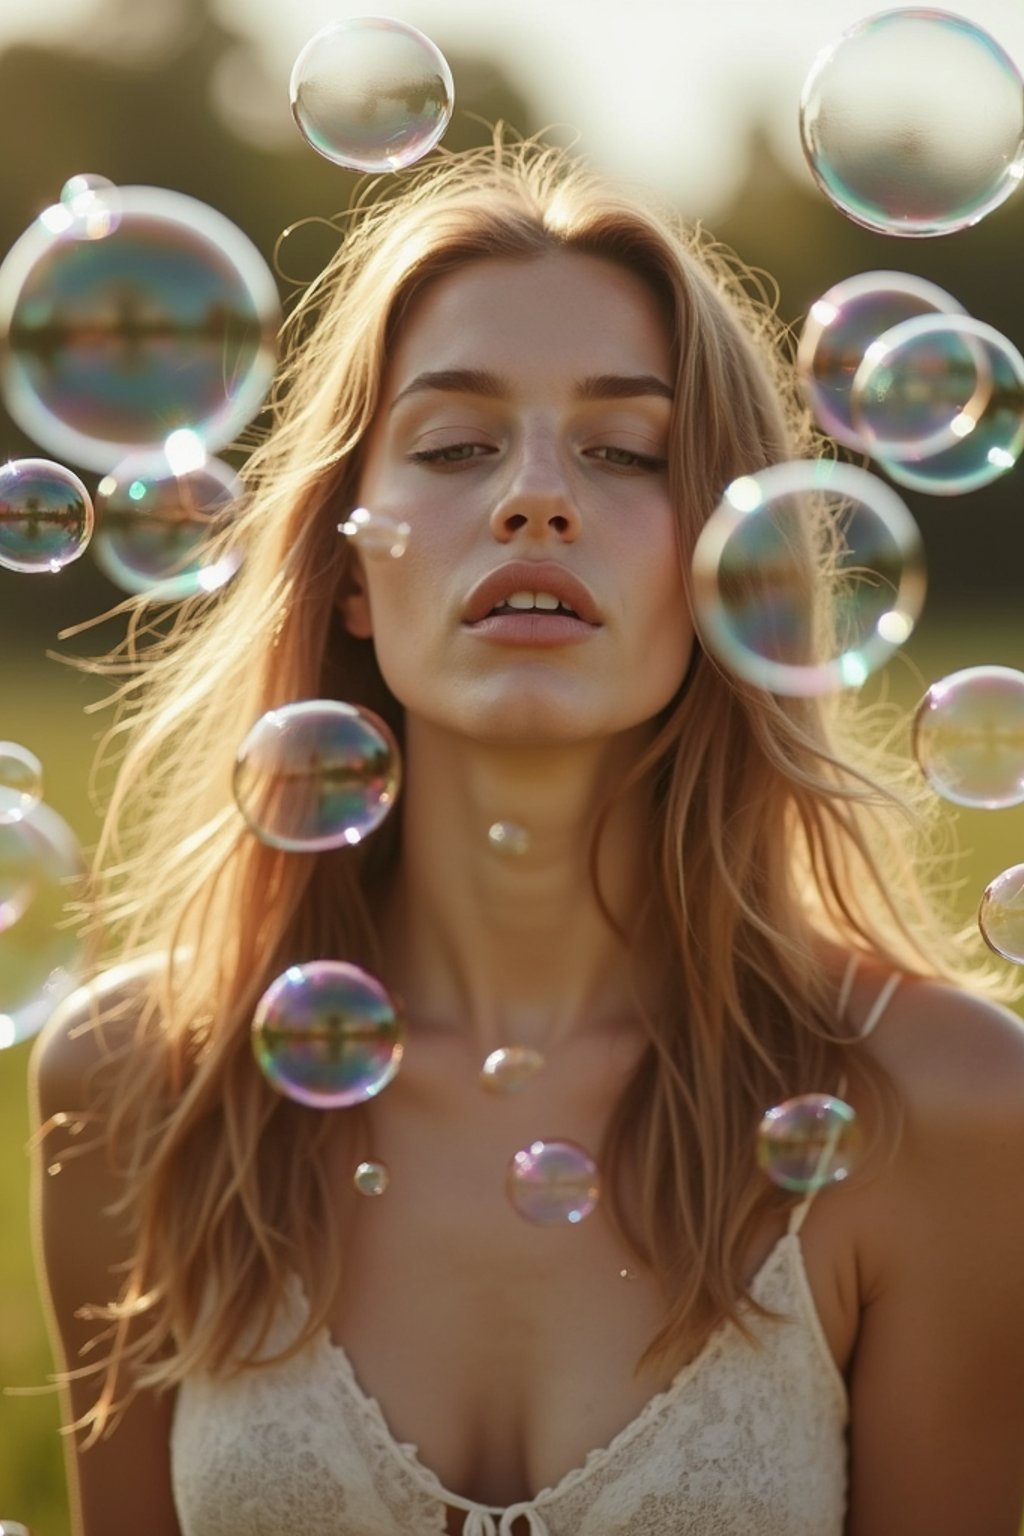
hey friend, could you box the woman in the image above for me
[30,135,1024,1536]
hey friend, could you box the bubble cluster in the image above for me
[0,458,93,573]
[756,1093,861,1192]
[0,802,85,1050]
[479,1045,545,1094]
[252,960,405,1108]
[691,461,925,695]
[913,666,1024,809]
[852,316,1024,495]
[234,699,400,852]
[506,1138,601,1226]
[353,1159,390,1197]
[290,17,454,172]
[339,506,410,560]
[0,743,43,824]
[797,271,966,450]
[94,452,243,599]
[800,10,1024,237]
[978,865,1024,965]
[0,186,280,472]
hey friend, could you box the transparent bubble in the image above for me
[60,174,122,240]
[353,1158,390,1196]
[852,315,1024,496]
[339,506,410,560]
[913,666,1024,809]
[756,1093,861,1192]
[0,743,43,825]
[234,699,400,852]
[94,451,243,599]
[487,821,530,857]
[691,460,925,696]
[479,1045,545,1094]
[0,801,85,1050]
[252,960,405,1108]
[0,186,281,472]
[979,864,1024,964]
[506,1138,601,1226]
[0,458,93,573]
[797,271,966,450]
[800,10,1024,237]
[290,17,454,173]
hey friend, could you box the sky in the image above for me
[1,0,1023,217]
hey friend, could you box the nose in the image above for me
[488,439,581,544]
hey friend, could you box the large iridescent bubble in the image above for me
[913,666,1024,809]
[0,801,85,1050]
[252,960,405,1108]
[0,186,280,472]
[757,1093,861,1192]
[290,17,454,172]
[691,461,925,695]
[0,458,93,573]
[800,9,1024,237]
[234,700,400,852]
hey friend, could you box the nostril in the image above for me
[504,513,529,531]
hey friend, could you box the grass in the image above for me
[1,615,1024,1533]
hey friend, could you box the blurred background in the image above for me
[1,0,1023,1527]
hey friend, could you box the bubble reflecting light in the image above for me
[290,17,454,172]
[0,801,85,1049]
[252,960,405,1107]
[797,271,966,450]
[800,10,1024,236]
[94,452,243,599]
[691,460,925,696]
[506,1139,601,1226]
[60,174,122,240]
[479,1045,545,1094]
[339,506,410,560]
[979,865,1024,965]
[0,743,43,824]
[757,1093,861,1192]
[0,186,280,472]
[913,666,1024,809]
[234,700,400,851]
[0,459,93,573]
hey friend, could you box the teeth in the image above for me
[497,591,577,615]
[506,591,538,610]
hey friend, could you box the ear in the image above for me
[335,557,374,639]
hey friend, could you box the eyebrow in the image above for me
[389,367,674,411]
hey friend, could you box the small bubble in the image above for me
[0,459,93,574]
[978,863,1024,965]
[479,1045,544,1094]
[487,821,530,856]
[0,742,43,825]
[353,1159,390,1197]
[46,1161,63,1177]
[756,1093,860,1192]
[506,1139,601,1226]
[339,507,410,559]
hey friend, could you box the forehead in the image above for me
[385,249,674,390]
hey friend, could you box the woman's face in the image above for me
[345,248,695,746]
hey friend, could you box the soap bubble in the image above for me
[852,315,1024,495]
[353,1159,390,1196]
[913,666,1024,809]
[0,801,85,1050]
[506,1138,601,1226]
[339,506,410,559]
[252,960,405,1107]
[0,186,280,472]
[94,451,243,599]
[487,821,530,856]
[800,10,1024,236]
[691,460,925,695]
[234,700,400,852]
[0,743,43,824]
[797,271,966,450]
[0,459,93,573]
[757,1093,861,1192]
[290,17,454,172]
[979,864,1024,965]
[479,1045,544,1094]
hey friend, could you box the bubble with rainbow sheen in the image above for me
[852,315,1024,496]
[339,506,410,560]
[0,459,93,573]
[52,174,122,241]
[0,801,85,1050]
[94,451,243,599]
[0,743,43,825]
[913,666,1024,810]
[757,1093,861,1193]
[252,960,405,1108]
[479,1045,544,1095]
[797,271,965,451]
[290,17,454,172]
[0,186,280,473]
[800,10,1024,237]
[353,1159,390,1197]
[691,460,925,697]
[233,699,400,852]
[506,1139,601,1226]
[979,864,1024,966]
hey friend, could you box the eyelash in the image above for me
[410,444,667,471]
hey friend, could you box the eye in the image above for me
[410,443,495,466]
[588,446,668,472]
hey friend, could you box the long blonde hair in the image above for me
[59,130,998,1440]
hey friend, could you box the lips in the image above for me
[462,561,601,626]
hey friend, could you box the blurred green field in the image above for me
[2,614,1024,1533]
